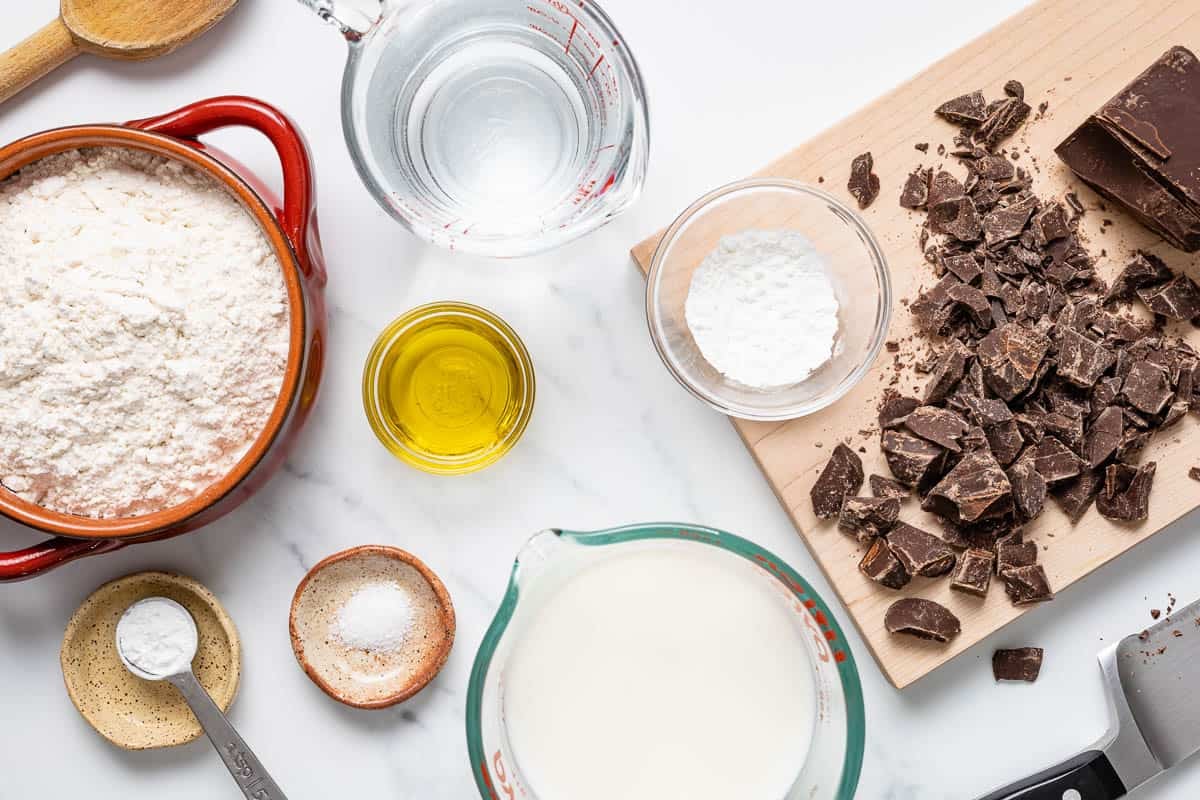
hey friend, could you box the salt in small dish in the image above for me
[289,545,456,709]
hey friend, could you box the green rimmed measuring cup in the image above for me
[466,523,865,799]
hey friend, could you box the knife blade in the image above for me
[979,596,1200,799]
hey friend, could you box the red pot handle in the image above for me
[0,537,127,582]
[128,95,324,284]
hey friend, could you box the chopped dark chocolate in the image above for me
[1123,361,1173,415]
[951,548,995,596]
[977,323,1052,401]
[810,443,864,519]
[881,429,948,489]
[1105,252,1174,306]
[930,196,983,241]
[1116,429,1152,464]
[1032,203,1070,245]
[1031,437,1083,484]
[923,450,1014,524]
[1189,466,1200,482]
[942,253,982,284]
[993,647,1043,682]
[935,90,988,126]
[884,597,961,643]
[848,152,880,209]
[923,342,972,403]
[1057,328,1116,389]
[976,94,1031,149]
[904,406,970,452]
[900,168,931,210]
[887,523,957,578]
[1006,459,1047,520]
[997,540,1038,573]
[1137,275,1200,321]
[838,496,900,541]
[1052,468,1104,522]
[879,391,921,429]
[1097,461,1156,521]
[1084,405,1124,468]
[869,474,910,500]
[983,196,1037,246]
[859,538,910,589]
[1002,564,1054,605]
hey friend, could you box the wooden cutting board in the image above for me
[632,0,1200,689]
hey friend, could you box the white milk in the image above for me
[502,540,816,800]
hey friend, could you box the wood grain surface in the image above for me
[631,0,1200,688]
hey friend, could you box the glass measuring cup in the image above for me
[298,0,650,257]
[466,523,865,799]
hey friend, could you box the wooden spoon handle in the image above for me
[0,18,80,105]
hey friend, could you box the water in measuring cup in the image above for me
[501,541,817,800]
[369,15,603,232]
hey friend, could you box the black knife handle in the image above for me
[979,750,1127,800]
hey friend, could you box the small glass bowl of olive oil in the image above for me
[363,302,535,475]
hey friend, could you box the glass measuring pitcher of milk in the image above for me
[297,0,650,257]
[467,524,865,799]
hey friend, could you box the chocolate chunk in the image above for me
[951,548,995,596]
[997,540,1038,573]
[1057,328,1116,388]
[1032,203,1070,245]
[869,474,910,501]
[1123,361,1172,414]
[923,342,972,403]
[1162,400,1189,429]
[1189,466,1200,482]
[928,171,966,211]
[1006,459,1047,520]
[1053,468,1103,522]
[942,253,982,284]
[848,152,880,209]
[986,420,1026,466]
[974,155,1015,182]
[900,168,930,209]
[923,450,1014,524]
[976,96,1031,149]
[978,323,1052,401]
[935,90,989,126]
[983,196,1037,246]
[930,196,983,241]
[810,443,865,519]
[1015,412,1045,445]
[1042,412,1084,453]
[885,597,961,643]
[1085,405,1124,468]
[993,647,1044,682]
[1116,429,1152,463]
[904,406,970,452]
[1031,436,1083,484]
[859,538,910,589]
[882,429,948,489]
[1002,564,1054,605]
[1097,461,1156,521]
[1138,275,1200,321]
[838,496,901,541]
[1105,252,1174,306]
[947,282,994,327]
[879,391,921,429]
[887,523,957,577]
[959,395,1013,427]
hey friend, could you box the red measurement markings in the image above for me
[565,18,578,53]
[587,53,605,78]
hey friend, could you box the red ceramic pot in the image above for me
[0,96,327,581]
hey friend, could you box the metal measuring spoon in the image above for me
[116,597,288,800]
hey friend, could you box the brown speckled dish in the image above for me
[60,571,240,750]
[290,545,455,709]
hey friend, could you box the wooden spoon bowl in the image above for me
[0,0,238,104]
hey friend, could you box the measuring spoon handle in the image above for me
[167,671,289,800]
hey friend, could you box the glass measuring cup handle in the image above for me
[294,0,381,41]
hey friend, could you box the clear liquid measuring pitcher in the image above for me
[299,0,650,257]
[466,524,865,799]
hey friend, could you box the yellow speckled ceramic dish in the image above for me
[61,571,241,750]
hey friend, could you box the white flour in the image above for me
[685,230,840,389]
[0,148,290,518]
[116,597,198,678]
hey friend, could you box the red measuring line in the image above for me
[587,53,605,78]
[565,19,578,53]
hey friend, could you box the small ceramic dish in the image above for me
[61,571,240,750]
[645,178,892,421]
[290,545,456,709]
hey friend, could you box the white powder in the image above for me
[334,582,415,653]
[685,230,840,389]
[0,148,289,518]
[116,597,199,678]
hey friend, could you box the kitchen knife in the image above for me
[980,597,1200,799]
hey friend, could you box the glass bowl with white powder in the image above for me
[646,179,891,421]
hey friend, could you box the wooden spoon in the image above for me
[0,0,238,105]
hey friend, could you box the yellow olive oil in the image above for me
[364,303,534,474]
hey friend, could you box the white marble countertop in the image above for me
[3,1,1200,797]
